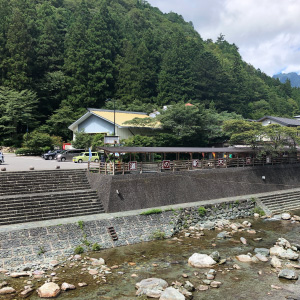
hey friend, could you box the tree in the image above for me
[0,86,38,146]
[23,131,55,149]
[222,119,263,148]
[158,103,208,146]
[72,130,93,150]
[46,105,78,141]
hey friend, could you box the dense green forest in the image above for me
[1,0,300,146]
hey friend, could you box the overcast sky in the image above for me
[147,0,300,76]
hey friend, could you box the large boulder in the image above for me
[278,269,298,280]
[37,282,61,298]
[188,253,216,268]
[270,246,299,260]
[159,287,185,300]
[136,278,168,298]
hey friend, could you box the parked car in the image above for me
[73,152,101,163]
[42,150,62,160]
[56,149,85,162]
[0,152,4,164]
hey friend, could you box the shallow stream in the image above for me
[1,215,300,300]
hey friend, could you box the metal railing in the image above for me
[88,156,300,175]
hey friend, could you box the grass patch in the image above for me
[92,243,101,251]
[151,229,166,240]
[74,245,84,254]
[78,220,84,230]
[140,208,162,215]
[253,206,266,216]
[198,206,206,217]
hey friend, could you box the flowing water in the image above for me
[1,215,300,300]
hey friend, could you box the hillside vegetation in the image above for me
[1,0,300,146]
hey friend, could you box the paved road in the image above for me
[0,153,88,172]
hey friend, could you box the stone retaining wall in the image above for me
[87,164,300,213]
[0,199,255,270]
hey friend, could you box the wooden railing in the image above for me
[88,156,300,175]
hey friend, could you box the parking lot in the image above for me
[0,153,88,172]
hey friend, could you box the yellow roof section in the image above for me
[91,110,159,128]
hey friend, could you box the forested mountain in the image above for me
[273,72,300,88]
[1,0,300,146]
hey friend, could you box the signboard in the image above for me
[162,160,171,170]
[128,161,137,171]
[218,158,224,166]
[192,159,199,167]
[266,156,271,164]
[246,157,251,165]
[104,136,120,145]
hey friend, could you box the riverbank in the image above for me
[1,213,300,299]
[0,196,255,270]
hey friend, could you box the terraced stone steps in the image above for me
[0,169,90,196]
[0,170,105,225]
[258,190,300,214]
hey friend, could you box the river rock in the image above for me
[210,281,222,288]
[270,246,298,260]
[188,253,216,268]
[91,258,105,266]
[184,281,194,292]
[37,282,60,298]
[0,287,16,294]
[255,253,268,262]
[197,285,209,291]
[242,221,251,227]
[254,213,260,218]
[136,278,168,298]
[88,269,98,275]
[281,213,291,220]
[210,251,220,262]
[254,248,270,256]
[159,287,185,300]
[240,237,247,245]
[10,272,30,278]
[20,287,33,296]
[293,215,300,222]
[278,269,298,280]
[217,231,231,239]
[270,256,282,268]
[199,221,215,230]
[276,237,291,249]
[61,282,76,291]
[236,255,252,262]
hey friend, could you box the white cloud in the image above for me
[147,0,300,76]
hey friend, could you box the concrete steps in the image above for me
[0,169,90,196]
[258,190,300,214]
[0,170,105,225]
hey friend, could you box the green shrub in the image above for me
[198,206,206,217]
[253,207,265,216]
[151,229,166,240]
[140,208,162,215]
[92,243,101,251]
[74,246,84,254]
[15,147,45,156]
